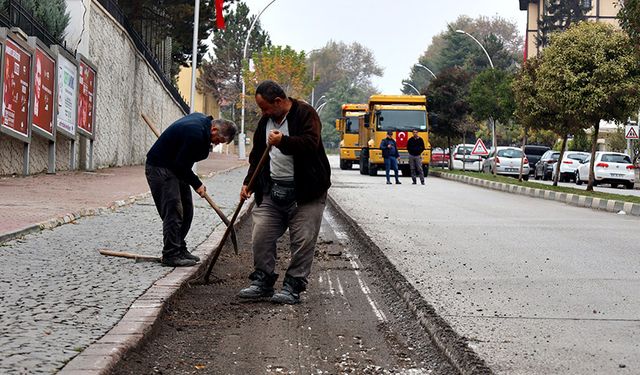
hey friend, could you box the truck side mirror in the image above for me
[363,113,370,128]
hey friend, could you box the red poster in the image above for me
[77,61,95,135]
[2,39,31,136]
[33,48,55,135]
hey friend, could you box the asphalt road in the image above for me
[329,156,639,374]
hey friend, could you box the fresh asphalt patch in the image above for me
[111,204,458,374]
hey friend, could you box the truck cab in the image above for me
[358,95,431,177]
[335,103,368,170]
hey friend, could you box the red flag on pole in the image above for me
[215,0,225,30]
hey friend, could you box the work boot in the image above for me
[386,181,392,185]
[395,179,401,184]
[180,248,200,262]
[161,256,197,267]
[271,275,306,305]
[412,178,417,185]
[238,270,278,300]
[421,179,425,185]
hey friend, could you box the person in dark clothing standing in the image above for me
[146,113,237,267]
[237,80,331,305]
[380,130,401,184]
[407,129,426,185]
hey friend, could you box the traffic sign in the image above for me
[471,138,489,155]
[625,125,639,139]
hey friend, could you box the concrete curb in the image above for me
[57,198,254,375]
[328,194,492,375]
[0,164,246,245]
[431,171,640,217]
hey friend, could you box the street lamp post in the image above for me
[402,81,420,95]
[456,29,496,175]
[415,63,437,79]
[239,0,277,160]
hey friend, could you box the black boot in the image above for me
[238,270,278,300]
[271,275,307,305]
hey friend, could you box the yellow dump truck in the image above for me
[358,95,430,176]
[335,103,368,170]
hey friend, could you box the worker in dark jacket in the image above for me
[407,129,426,184]
[146,113,237,267]
[238,80,331,305]
[380,130,401,184]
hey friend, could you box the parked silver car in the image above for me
[483,147,529,179]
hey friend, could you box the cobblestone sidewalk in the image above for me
[0,156,248,374]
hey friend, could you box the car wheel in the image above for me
[611,183,618,189]
[626,182,634,190]
[522,174,529,181]
[575,171,582,185]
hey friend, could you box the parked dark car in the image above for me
[523,145,550,175]
[534,150,560,180]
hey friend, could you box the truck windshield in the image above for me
[376,110,426,131]
[345,116,359,134]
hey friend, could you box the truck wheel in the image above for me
[360,156,369,175]
[368,161,377,176]
[340,159,348,170]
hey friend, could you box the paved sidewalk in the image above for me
[0,153,248,374]
[0,153,247,240]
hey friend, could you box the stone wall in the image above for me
[0,0,186,176]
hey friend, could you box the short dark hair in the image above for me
[255,80,287,103]
[212,119,238,144]
[386,130,393,135]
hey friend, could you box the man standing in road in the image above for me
[238,80,331,305]
[407,129,425,185]
[146,113,237,267]
[381,130,401,184]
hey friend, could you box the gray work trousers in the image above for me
[145,164,193,259]
[408,155,424,182]
[251,191,327,281]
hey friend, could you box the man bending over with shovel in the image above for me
[146,113,237,267]
[238,80,331,304]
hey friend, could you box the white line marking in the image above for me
[326,270,335,296]
[336,275,345,296]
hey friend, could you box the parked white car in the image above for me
[575,152,635,189]
[452,144,482,171]
[483,147,529,179]
[551,151,590,182]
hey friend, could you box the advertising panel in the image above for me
[77,59,96,138]
[1,38,32,140]
[32,47,55,138]
[55,51,77,138]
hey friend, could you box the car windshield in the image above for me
[567,153,588,162]
[497,149,523,158]
[345,116,359,134]
[601,154,632,164]
[456,146,473,155]
[376,110,426,131]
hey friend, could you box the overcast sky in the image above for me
[240,0,527,94]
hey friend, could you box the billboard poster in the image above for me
[77,60,95,136]
[32,48,55,135]
[56,53,77,136]
[1,39,31,137]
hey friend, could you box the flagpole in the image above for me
[190,0,200,114]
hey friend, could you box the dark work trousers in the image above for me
[145,164,194,259]
[408,155,424,183]
[384,157,400,183]
[251,191,327,283]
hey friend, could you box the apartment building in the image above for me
[519,0,621,59]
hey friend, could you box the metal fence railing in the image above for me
[95,0,189,113]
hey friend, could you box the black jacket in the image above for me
[407,136,425,156]
[146,112,211,189]
[380,138,399,158]
[244,98,331,205]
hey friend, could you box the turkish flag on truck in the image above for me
[215,0,225,29]
[395,131,408,148]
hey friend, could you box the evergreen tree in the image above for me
[13,0,70,41]
[536,0,592,47]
